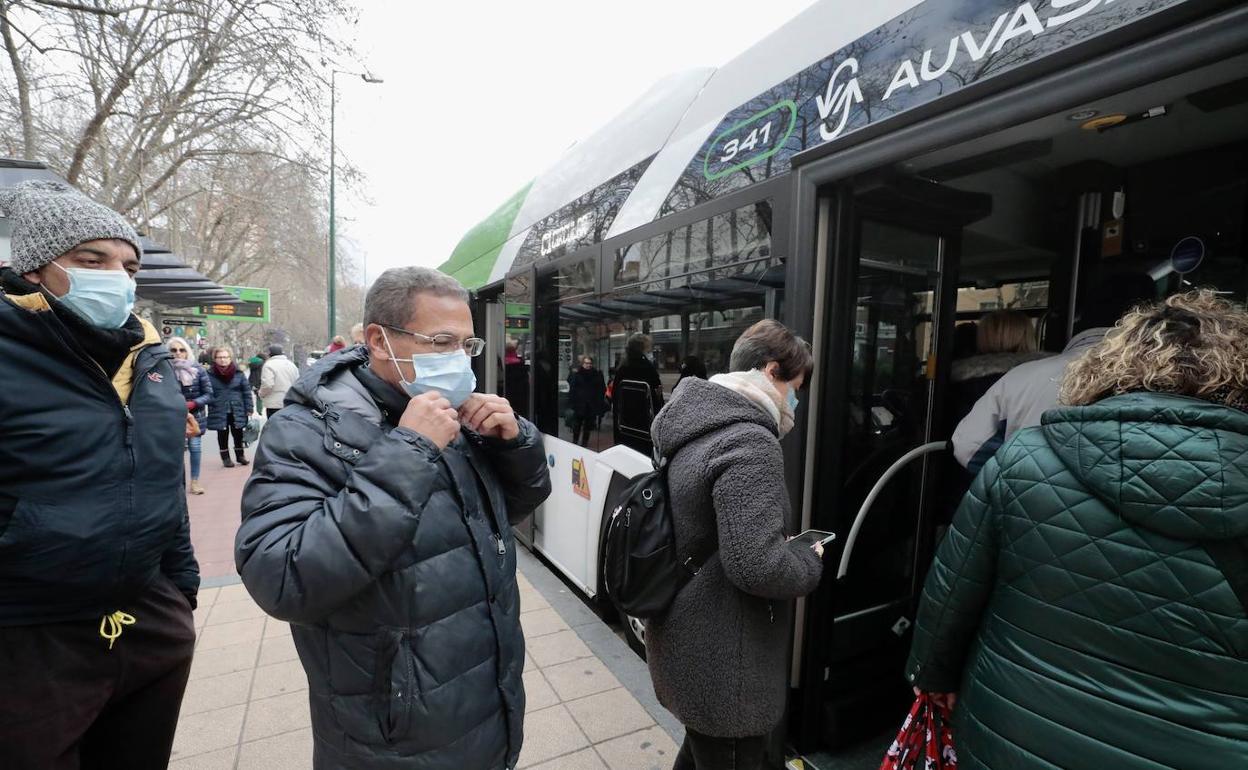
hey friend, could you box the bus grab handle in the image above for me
[835,441,950,580]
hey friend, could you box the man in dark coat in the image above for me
[0,180,199,767]
[566,355,607,447]
[236,266,551,770]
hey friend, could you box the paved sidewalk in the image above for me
[179,444,682,769]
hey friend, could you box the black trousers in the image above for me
[217,422,245,453]
[571,414,596,447]
[0,576,196,769]
[673,727,767,770]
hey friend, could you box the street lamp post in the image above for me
[329,70,383,343]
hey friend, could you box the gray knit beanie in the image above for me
[0,180,142,275]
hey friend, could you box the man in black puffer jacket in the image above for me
[0,180,199,767]
[236,266,551,770]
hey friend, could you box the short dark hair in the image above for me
[268,344,284,357]
[729,320,813,382]
[365,266,470,329]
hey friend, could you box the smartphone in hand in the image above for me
[791,529,837,549]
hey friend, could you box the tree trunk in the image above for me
[0,2,36,160]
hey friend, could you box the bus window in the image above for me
[530,201,782,456]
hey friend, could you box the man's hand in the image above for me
[399,391,460,449]
[458,394,520,441]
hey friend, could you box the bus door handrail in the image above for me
[836,441,949,580]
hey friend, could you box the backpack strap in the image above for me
[1206,539,1248,614]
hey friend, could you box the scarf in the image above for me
[212,362,237,381]
[171,357,197,387]
[708,369,795,437]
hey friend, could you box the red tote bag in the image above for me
[879,693,958,770]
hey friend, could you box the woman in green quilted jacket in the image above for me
[906,290,1248,769]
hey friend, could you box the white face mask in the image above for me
[381,328,478,407]
[51,262,135,328]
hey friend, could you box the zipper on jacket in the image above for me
[768,602,775,624]
[122,404,134,447]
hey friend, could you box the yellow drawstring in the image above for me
[99,611,136,650]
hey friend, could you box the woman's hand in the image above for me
[914,687,958,712]
[813,541,825,558]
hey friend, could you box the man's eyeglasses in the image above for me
[382,325,485,357]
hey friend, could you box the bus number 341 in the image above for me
[720,121,773,162]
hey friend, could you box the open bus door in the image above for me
[793,175,991,758]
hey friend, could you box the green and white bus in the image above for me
[442,0,1248,762]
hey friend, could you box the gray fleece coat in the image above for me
[646,377,824,738]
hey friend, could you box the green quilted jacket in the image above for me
[906,393,1248,769]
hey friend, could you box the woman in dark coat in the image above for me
[610,332,664,454]
[567,355,607,447]
[908,291,1248,769]
[169,336,213,495]
[648,320,825,769]
[206,345,254,467]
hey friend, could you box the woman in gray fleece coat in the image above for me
[648,320,825,769]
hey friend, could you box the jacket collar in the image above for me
[1,266,151,379]
[1064,327,1108,354]
[355,363,409,427]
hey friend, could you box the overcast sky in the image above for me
[334,0,816,286]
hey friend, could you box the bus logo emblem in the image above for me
[816,57,863,142]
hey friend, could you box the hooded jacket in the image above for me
[0,276,199,624]
[647,378,823,737]
[952,328,1105,472]
[907,393,1248,769]
[235,347,551,769]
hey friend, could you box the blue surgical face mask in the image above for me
[382,328,477,407]
[786,387,800,412]
[51,262,135,328]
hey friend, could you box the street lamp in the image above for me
[329,69,383,343]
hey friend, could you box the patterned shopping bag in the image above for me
[879,693,958,770]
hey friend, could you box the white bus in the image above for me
[443,0,1248,763]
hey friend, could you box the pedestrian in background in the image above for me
[0,180,198,767]
[350,322,365,345]
[169,336,213,495]
[907,290,1248,769]
[207,346,253,467]
[567,355,607,447]
[326,334,347,354]
[648,319,824,770]
[236,266,552,769]
[259,343,299,417]
[952,273,1155,472]
[248,350,266,405]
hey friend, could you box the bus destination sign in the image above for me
[193,285,271,323]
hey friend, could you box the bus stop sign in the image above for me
[193,285,270,323]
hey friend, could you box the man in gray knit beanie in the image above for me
[1,179,143,275]
[0,179,198,766]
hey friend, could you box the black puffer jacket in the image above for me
[0,279,199,624]
[235,348,551,769]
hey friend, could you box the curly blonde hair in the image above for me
[1061,290,1248,409]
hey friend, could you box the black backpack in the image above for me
[602,456,712,619]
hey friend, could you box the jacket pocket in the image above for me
[373,628,414,744]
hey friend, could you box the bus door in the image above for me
[796,175,991,753]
